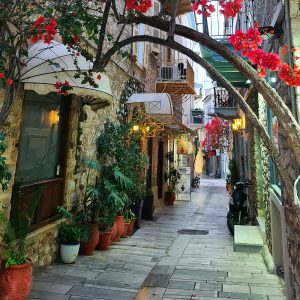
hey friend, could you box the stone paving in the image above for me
[30,177,285,300]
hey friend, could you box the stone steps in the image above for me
[234,225,263,253]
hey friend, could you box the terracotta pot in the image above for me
[97,231,112,250]
[79,223,99,256]
[127,219,135,236]
[121,222,130,238]
[111,221,117,244]
[115,216,124,242]
[0,260,32,300]
[165,191,176,206]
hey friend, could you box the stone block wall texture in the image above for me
[255,1,300,298]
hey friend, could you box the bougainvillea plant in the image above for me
[125,0,299,86]
[201,117,229,152]
[0,1,105,102]
[228,26,300,84]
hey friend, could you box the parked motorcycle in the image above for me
[227,180,250,234]
[192,173,200,188]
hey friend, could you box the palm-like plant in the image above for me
[0,181,43,268]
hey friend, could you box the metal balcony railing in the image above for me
[214,87,236,108]
[191,109,204,124]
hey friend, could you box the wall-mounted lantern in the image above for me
[49,109,60,126]
[131,124,150,135]
[232,116,245,132]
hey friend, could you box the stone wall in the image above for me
[255,1,300,298]
[0,0,160,269]
[0,89,24,217]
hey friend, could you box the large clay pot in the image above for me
[115,216,125,242]
[127,219,135,236]
[97,231,112,250]
[121,222,130,238]
[165,191,176,206]
[142,195,154,220]
[131,198,144,229]
[0,260,32,300]
[60,243,80,264]
[111,221,117,244]
[79,223,99,256]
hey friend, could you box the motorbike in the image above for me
[192,173,201,188]
[227,180,250,234]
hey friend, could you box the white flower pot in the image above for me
[60,243,80,264]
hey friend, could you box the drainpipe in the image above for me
[284,0,298,121]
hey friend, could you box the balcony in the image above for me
[156,59,195,95]
[214,87,237,120]
[191,109,204,124]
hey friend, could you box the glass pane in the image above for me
[17,91,63,184]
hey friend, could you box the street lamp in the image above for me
[232,116,245,132]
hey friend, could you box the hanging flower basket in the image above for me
[159,0,192,16]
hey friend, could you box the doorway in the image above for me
[157,141,164,199]
[13,91,71,230]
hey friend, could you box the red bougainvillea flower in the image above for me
[30,16,57,44]
[0,73,4,79]
[126,0,152,13]
[219,0,242,18]
[96,74,101,80]
[278,63,300,86]
[43,17,57,44]
[202,117,229,151]
[191,0,215,17]
[6,79,13,86]
[32,16,45,27]
[54,80,72,95]
[228,26,262,56]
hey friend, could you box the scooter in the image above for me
[227,180,250,234]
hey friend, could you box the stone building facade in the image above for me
[0,0,166,268]
[253,1,300,299]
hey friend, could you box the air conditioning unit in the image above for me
[159,66,179,81]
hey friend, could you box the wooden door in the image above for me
[13,91,71,230]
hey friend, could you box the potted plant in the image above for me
[164,169,181,206]
[74,158,101,256]
[142,189,154,220]
[97,213,114,250]
[57,207,82,264]
[97,121,149,231]
[0,181,42,300]
[125,209,136,236]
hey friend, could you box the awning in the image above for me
[128,93,173,115]
[20,41,113,104]
[128,93,194,135]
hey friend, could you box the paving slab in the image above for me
[32,178,285,300]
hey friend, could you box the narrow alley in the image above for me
[29,178,285,300]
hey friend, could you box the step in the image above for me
[256,216,266,237]
[234,225,263,253]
